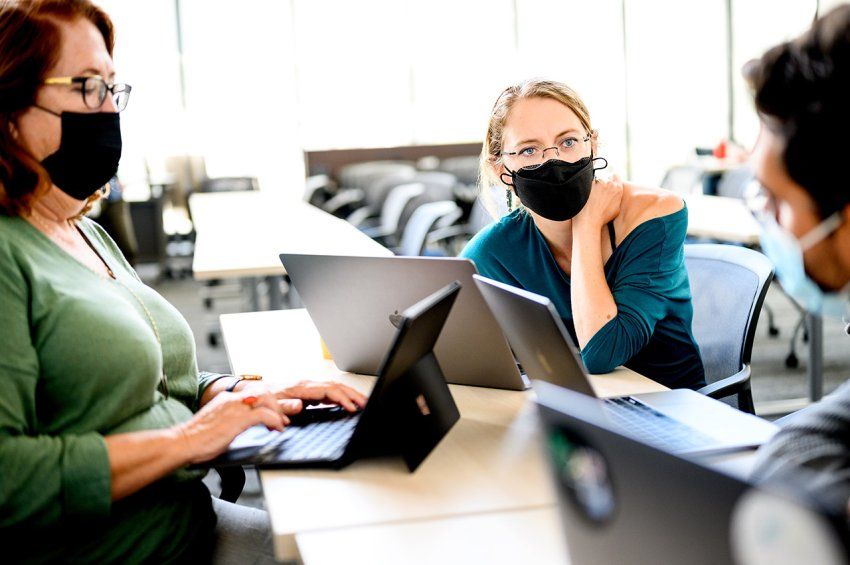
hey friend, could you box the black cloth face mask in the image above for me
[36,109,122,200]
[501,155,608,221]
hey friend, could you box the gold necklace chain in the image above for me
[112,276,170,399]
[31,215,171,398]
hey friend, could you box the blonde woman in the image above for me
[461,79,705,389]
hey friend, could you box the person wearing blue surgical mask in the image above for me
[746,5,850,514]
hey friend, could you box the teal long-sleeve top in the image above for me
[461,206,706,390]
[0,215,227,563]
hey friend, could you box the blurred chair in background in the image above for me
[360,182,426,247]
[93,176,139,266]
[397,200,463,257]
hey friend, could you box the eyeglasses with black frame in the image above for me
[43,75,132,112]
[501,132,592,170]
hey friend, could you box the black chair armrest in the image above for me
[697,365,751,400]
[214,465,246,503]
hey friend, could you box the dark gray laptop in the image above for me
[535,381,850,565]
[473,274,777,456]
[207,281,462,471]
[279,253,526,390]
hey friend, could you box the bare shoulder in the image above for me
[615,183,685,237]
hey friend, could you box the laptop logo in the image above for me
[389,310,404,328]
[549,427,616,524]
[415,394,431,416]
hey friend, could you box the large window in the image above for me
[99,0,826,197]
[97,0,183,195]
[730,0,818,149]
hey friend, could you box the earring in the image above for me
[505,189,513,210]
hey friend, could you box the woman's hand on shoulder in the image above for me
[573,174,625,233]
[177,390,287,464]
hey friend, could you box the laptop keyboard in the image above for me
[255,412,361,463]
[603,396,715,452]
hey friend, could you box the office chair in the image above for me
[685,243,775,414]
[336,160,416,191]
[395,171,459,233]
[345,170,419,228]
[436,155,480,187]
[303,174,335,208]
[396,200,463,256]
[360,182,426,246]
[214,466,247,503]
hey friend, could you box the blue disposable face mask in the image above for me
[757,210,849,319]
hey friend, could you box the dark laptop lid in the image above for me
[206,282,461,472]
[473,274,595,396]
[534,381,850,565]
[536,380,747,564]
[345,280,462,471]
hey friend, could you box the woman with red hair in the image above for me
[0,2,365,562]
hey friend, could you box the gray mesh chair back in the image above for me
[343,168,418,227]
[398,201,462,256]
[685,244,774,413]
[336,161,416,191]
[396,171,459,234]
[437,155,480,186]
[376,182,426,238]
[199,176,259,193]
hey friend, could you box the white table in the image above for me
[189,191,391,310]
[684,193,760,246]
[190,191,392,281]
[220,309,699,563]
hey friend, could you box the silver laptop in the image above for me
[473,274,777,456]
[279,253,526,390]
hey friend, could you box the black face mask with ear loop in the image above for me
[35,107,122,201]
[501,155,608,221]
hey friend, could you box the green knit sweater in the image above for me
[0,215,221,563]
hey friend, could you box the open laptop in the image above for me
[473,274,777,456]
[535,381,850,565]
[279,253,525,390]
[207,281,462,472]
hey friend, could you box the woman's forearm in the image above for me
[571,224,618,348]
[104,427,190,501]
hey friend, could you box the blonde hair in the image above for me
[479,78,593,216]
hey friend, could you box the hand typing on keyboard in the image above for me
[223,379,368,420]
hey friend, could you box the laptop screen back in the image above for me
[279,254,524,390]
[535,381,749,565]
[473,275,596,397]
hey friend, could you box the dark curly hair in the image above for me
[0,0,114,217]
[744,4,850,219]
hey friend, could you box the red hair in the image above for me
[0,0,114,216]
